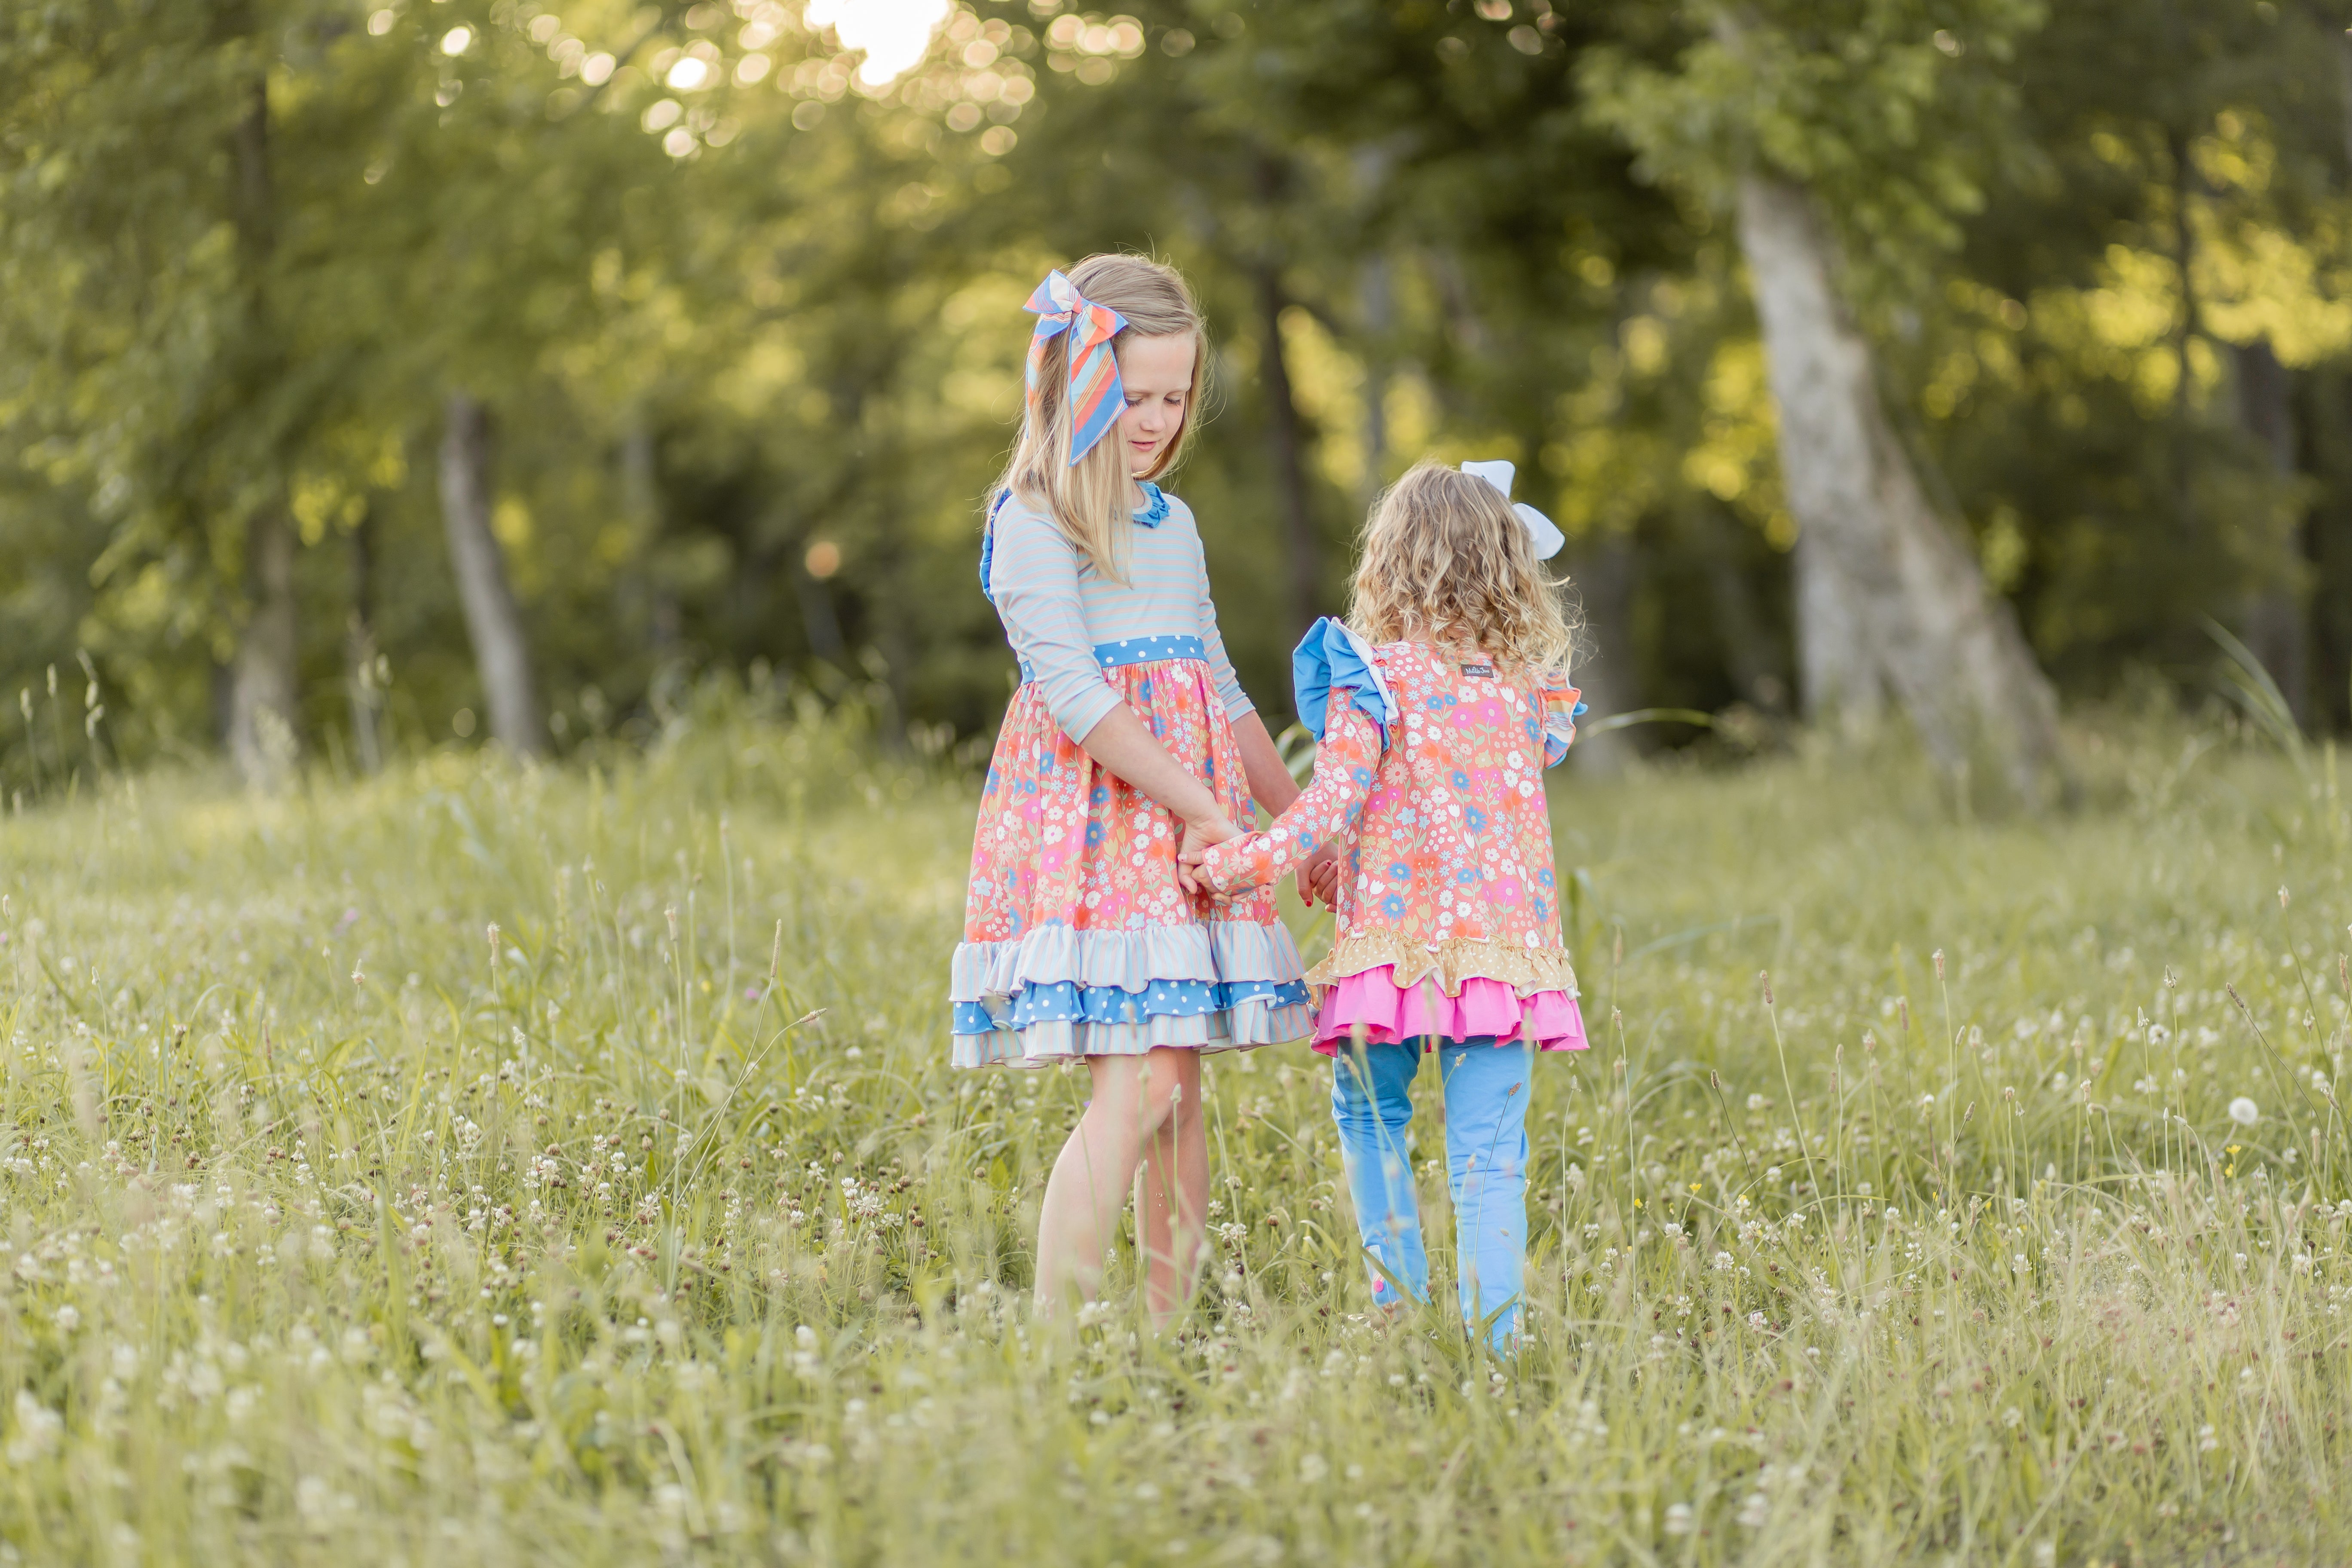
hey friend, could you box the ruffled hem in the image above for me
[951,999,1316,1069]
[951,920,1304,1001]
[951,977,1311,1033]
[1308,965,1586,1056]
[1305,931,1577,998]
[949,920,1312,1067]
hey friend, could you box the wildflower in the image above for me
[2228,1097,2259,1127]
[1663,1503,1694,1536]
[5,1392,62,1463]
[1736,1492,1769,1528]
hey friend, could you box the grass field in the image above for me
[2,696,2348,1565]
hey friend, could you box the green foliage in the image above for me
[3,0,2351,796]
[1,716,2349,1557]
[1584,0,2048,276]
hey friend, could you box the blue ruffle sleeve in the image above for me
[1292,617,1399,745]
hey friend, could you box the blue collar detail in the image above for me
[1133,481,1168,527]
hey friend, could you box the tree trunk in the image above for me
[346,505,384,774]
[794,552,847,664]
[2168,126,2200,541]
[620,416,683,658]
[228,506,300,787]
[439,391,544,755]
[1565,530,1638,777]
[224,68,300,787]
[1794,524,1881,732]
[1734,173,2063,802]
[1697,505,1787,712]
[1356,255,1392,517]
[2234,338,2308,724]
[1256,263,1321,637]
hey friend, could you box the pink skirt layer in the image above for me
[1310,964,1588,1057]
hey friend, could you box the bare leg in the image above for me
[1136,1050,1208,1327]
[1033,1049,1185,1313]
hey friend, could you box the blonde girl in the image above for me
[1186,460,1588,1349]
[951,255,1312,1323]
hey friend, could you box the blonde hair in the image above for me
[989,254,1208,584]
[1347,462,1579,674]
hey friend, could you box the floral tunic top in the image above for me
[1197,619,1582,1000]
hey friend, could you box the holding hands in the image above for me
[1181,825,1343,910]
[1174,811,1241,896]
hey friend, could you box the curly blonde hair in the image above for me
[1346,462,1579,674]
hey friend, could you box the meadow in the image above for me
[1,690,2347,1565]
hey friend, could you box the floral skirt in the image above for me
[951,648,1312,1068]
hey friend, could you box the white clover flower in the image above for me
[2228,1097,2259,1127]
[5,1391,62,1463]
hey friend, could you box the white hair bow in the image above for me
[1461,459,1565,560]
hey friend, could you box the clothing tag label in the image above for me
[1459,662,1494,679]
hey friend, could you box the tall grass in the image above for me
[0,707,2346,1564]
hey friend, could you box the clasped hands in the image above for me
[1176,812,1341,908]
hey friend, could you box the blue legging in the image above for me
[1330,1037,1531,1350]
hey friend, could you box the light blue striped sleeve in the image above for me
[1183,505,1256,722]
[986,501,1123,742]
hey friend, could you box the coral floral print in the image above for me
[1197,641,1581,999]
[964,659,1279,941]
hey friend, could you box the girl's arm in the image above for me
[1185,698,1381,896]
[1538,671,1583,768]
[1230,712,1302,818]
[992,505,1240,843]
[1190,524,1300,818]
[1078,705,1240,852]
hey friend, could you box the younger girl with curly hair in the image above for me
[1186,459,1587,1349]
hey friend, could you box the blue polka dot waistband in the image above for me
[1020,634,1210,684]
[1093,634,1206,669]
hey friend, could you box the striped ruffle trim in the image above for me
[948,921,1312,1068]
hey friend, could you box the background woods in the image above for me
[5,0,2351,795]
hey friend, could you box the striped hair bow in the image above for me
[1024,270,1127,466]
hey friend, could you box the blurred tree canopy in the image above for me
[3,0,2349,798]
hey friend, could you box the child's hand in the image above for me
[1176,814,1241,897]
[1300,848,1342,909]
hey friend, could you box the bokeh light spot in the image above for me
[805,0,949,87]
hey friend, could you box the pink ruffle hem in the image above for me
[1310,964,1588,1056]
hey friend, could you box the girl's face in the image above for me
[1113,332,1195,478]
